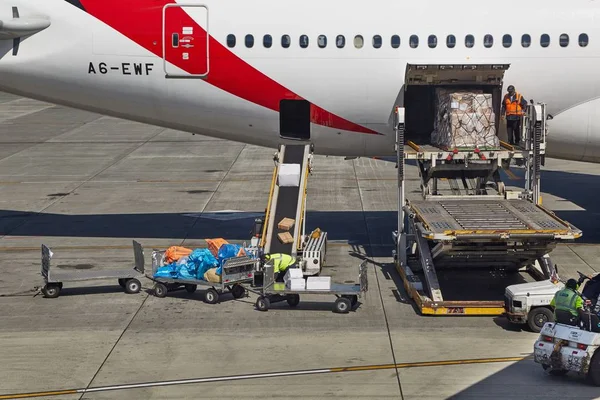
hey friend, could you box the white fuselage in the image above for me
[0,0,600,161]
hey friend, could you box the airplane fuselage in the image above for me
[0,0,599,161]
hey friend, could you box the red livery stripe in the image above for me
[79,0,380,135]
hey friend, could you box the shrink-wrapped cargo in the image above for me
[431,90,500,150]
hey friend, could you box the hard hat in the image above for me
[507,85,515,91]
[566,278,578,289]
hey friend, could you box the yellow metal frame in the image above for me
[296,155,311,251]
[259,158,279,248]
[395,261,506,316]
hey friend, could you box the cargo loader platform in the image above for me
[392,64,582,316]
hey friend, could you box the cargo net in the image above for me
[431,89,501,150]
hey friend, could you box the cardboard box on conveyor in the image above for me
[278,232,294,244]
[278,217,295,231]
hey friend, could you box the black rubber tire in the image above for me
[256,296,270,311]
[204,288,219,304]
[125,278,141,294]
[42,284,61,299]
[185,284,197,293]
[286,294,300,307]
[118,279,126,288]
[231,284,245,299]
[527,307,554,333]
[153,283,168,298]
[588,351,600,386]
[334,297,351,314]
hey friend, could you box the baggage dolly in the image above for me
[148,248,259,304]
[40,240,145,298]
[252,260,368,313]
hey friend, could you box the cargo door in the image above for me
[162,4,209,78]
[404,64,509,86]
[403,64,510,141]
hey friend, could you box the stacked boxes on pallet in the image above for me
[431,89,500,150]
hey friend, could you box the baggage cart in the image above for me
[252,260,368,313]
[40,240,145,298]
[148,248,259,304]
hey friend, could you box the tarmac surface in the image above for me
[0,91,600,399]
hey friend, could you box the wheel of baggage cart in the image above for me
[587,351,600,386]
[118,279,126,288]
[184,284,197,294]
[153,283,168,298]
[125,278,141,294]
[204,288,219,304]
[286,294,300,307]
[334,297,351,314]
[256,296,270,312]
[343,295,358,307]
[231,284,245,299]
[41,283,61,299]
[528,307,554,333]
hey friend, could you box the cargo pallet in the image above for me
[392,64,582,316]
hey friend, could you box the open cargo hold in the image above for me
[403,64,503,150]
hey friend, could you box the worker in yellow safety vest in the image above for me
[550,278,585,326]
[264,253,296,282]
[501,85,528,146]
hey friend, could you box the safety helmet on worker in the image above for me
[507,85,515,92]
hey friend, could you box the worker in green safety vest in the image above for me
[264,253,296,282]
[550,278,585,326]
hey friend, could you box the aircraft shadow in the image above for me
[428,356,600,400]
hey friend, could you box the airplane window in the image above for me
[559,33,569,47]
[281,35,291,48]
[373,35,382,48]
[336,35,345,48]
[391,35,400,48]
[245,34,254,48]
[465,34,474,48]
[300,34,309,48]
[484,34,493,48]
[502,34,512,48]
[409,35,419,48]
[446,35,456,48]
[428,35,437,48]
[318,35,327,48]
[521,34,531,47]
[354,35,364,48]
[540,34,550,47]
[579,33,589,47]
[263,34,272,48]
[226,34,236,48]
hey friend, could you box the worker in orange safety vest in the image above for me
[501,85,528,146]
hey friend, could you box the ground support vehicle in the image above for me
[39,240,144,298]
[147,247,258,303]
[250,260,368,314]
[533,310,600,385]
[391,64,582,316]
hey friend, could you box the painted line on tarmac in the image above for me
[0,356,528,399]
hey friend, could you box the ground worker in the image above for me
[263,253,296,282]
[550,278,585,326]
[501,85,528,145]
